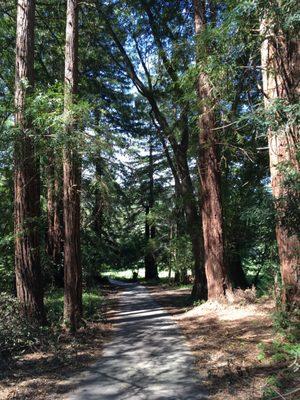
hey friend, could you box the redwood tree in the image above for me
[99,6,207,299]
[63,0,82,331]
[194,0,230,300]
[14,0,45,322]
[260,15,300,309]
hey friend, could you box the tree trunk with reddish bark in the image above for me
[260,18,300,309]
[194,0,230,300]
[63,0,82,331]
[14,0,45,323]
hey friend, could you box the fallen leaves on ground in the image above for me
[148,285,297,400]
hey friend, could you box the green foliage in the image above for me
[258,305,300,398]
[45,289,104,325]
[259,335,300,364]
[0,172,14,292]
[168,234,193,276]
[0,288,104,361]
[0,293,41,360]
[273,306,300,342]
[0,0,299,367]
[262,375,282,399]
[259,337,300,399]
[277,162,300,237]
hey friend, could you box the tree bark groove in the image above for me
[194,0,230,300]
[63,0,82,331]
[14,0,45,323]
[260,18,300,309]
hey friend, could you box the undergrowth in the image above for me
[0,288,104,364]
[259,306,300,399]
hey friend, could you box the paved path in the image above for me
[67,282,207,400]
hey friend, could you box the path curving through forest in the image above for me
[66,281,207,400]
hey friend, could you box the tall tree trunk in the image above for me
[63,0,82,331]
[168,223,175,281]
[226,249,248,290]
[194,0,230,300]
[160,131,207,299]
[260,18,300,309]
[145,137,158,280]
[175,146,207,299]
[174,181,188,284]
[14,0,45,323]
[46,155,63,287]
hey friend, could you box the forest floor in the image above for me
[0,285,118,400]
[147,284,299,400]
[1,281,298,400]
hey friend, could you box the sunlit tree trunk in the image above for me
[63,0,82,331]
[14,0,45,323]
[194,0,230,300]
[260,17,300,309]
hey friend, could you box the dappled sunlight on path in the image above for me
[66,282,207,400]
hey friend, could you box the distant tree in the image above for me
[144,135,158,280]
[98,1,207,299]
[14,0,45,323]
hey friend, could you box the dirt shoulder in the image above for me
[0,286,118,400]
[147,284,294,400]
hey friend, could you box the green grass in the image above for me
[101,268,135,281]
[141,277,192,290]
[102,267,193,283]
[45,288,104,325]
[259,307,300,399]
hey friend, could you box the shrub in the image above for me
[0,293,40,361]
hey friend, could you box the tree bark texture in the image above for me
[63,0,82,331]
[14,0,45,323]
[194,0,229,300]
[260,18,300,309]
